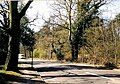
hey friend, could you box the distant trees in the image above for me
[43,0,106,61]
[31,0,120,67]
[35,24,69,60]
[106,14,120,65]
[20,16,36,58]
[80,13,120,66]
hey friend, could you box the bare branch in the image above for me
[42,16,70,31]
[19,0,33,19]
[20,16,38,26]
[0,20,4,26]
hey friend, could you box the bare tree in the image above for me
[44,0,107,61]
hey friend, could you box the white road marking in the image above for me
[85,72,116,81]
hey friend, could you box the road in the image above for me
[19,59,120,84]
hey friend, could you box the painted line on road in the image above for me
[85,72,115,81]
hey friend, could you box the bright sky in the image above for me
[100,0,120,20]
[26,0,54,32]
[26,0,120,32]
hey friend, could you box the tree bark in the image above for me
[7,19,21,71]
[7,1,19,71]
[23,46,27,58]
[71,42,78,62]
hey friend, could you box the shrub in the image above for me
[104,62,117,69]
[33,49,40,58]
[55,49,64,61]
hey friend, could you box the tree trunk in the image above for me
[71,42,78,62]
[23,46,27,58]
[7,21,20,71]
[31,50,33,68]
[7,1,20,71]
[3,36,11,70]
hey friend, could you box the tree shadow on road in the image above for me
[100,74,120,78]
[36,64,111,72]
[41,73,120,81]
[36,66,69,72]
[18,59,58,65]
[36,64,120,80]
[42,74,98,79]
[18,66,42,78]
[15,64,46,83]
[0,72,45,84]
[18,60,40,65]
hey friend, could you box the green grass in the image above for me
[0,70,21,76]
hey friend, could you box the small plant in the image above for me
[33,49,40,58]
[104,62,117,69]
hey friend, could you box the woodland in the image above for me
[0,0,120,72]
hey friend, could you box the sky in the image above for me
[26,0,54,32]
[26,0,120,32]
[99,0,120,20]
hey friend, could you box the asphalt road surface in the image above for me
[19,59,120,84]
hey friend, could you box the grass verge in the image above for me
[0,70,21,84]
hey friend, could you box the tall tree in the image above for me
[7,0,33,71]
[71,0,106,61]
[44,0,77,61]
